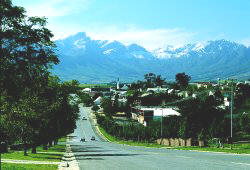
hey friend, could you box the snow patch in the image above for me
[74,39,86,49]
[133,54,144,59]
[100,40,115,48]
[192,42,209,51]
[103,49,114,55]
[153,48,172,59]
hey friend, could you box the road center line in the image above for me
[231,162,250,166]
[175,156,192,159]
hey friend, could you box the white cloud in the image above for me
[239,38,250,47]
[48,25,197,50]
[85,26,197,51]
[16,0,91,17]
[47,24,197,51]
[12,1,197,50]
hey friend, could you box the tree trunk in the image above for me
[32,145,37,154]
[2,142,8,153]
[24,143,28,156]
[0,142,8,153]
[54,139,58,145]
[48,141,53,147]
[43,143,48,150]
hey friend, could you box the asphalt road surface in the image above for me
[69,105,250,170]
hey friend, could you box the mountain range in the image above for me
[52,32,250,83]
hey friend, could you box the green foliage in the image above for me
[143,73,166,88]
[140,92,180,106]
[2,163,58,170]
[97,114,161,142]
[77,92,93,106]
[91,104,100,113]
[0,1,79,157]
[214,88,224,105]
[155,75,166,87]
[175,72,191,89]
[177,96,229,140]
[240,113,250,134]
[100,98,115,117]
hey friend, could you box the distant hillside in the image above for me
[52,32,250,83]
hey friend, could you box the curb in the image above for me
[58,138,80,170]
[96,126,111,142]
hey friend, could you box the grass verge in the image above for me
[2,144,65,162]
[98,126,250,154]
[1,163,58,170]
[58,136,66,142]
[172,143,250,154]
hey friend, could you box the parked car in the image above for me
[80,138,85,142]
[91,136,95,141]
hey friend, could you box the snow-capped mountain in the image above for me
[52,32,250,83]
[153,42,209,59]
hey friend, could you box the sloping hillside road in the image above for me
[68,105,250,170]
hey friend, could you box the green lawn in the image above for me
[1,163,58,170]
[172,143,250,154]
[58,136,66,142]
[36,144,66,153]
[99,126,250,154]
[2,144,65,162]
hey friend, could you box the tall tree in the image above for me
[101,98,115,117]
[144,73,156,88]
[155,75,165,87]
[175,72,191,89]
[0,0,59,155]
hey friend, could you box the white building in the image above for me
[94,96,102,105]
[82,88,91,92]
[147,87,168,93]
[153,108,181,117]
[132,107,181,126]
[245,81,250,85]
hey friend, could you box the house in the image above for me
[192,93,198,98]
[131,107,181,126]
[94,96,102,105]
[208,91,214,96]
[167,89,174,94]
[224,97,230,107]
[111,91,127,107]
[118,98,127,107]
[120,84,129,91]
[195,82,212,89]
[147,87,168,93]
[82,88,91,92]
[245,81,250,85]
[177,91,189,98]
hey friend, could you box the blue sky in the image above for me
[13,0,250,50]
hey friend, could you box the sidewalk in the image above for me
[58,140,80,170]
[1,159,60,165]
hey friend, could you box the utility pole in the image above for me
[161,108,163,139]
[230,81,234,149]
[0,142,3,170]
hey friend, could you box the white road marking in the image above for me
[231,162,250,166]
[176,156,192,159]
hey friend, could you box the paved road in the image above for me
[69,105,250,170]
